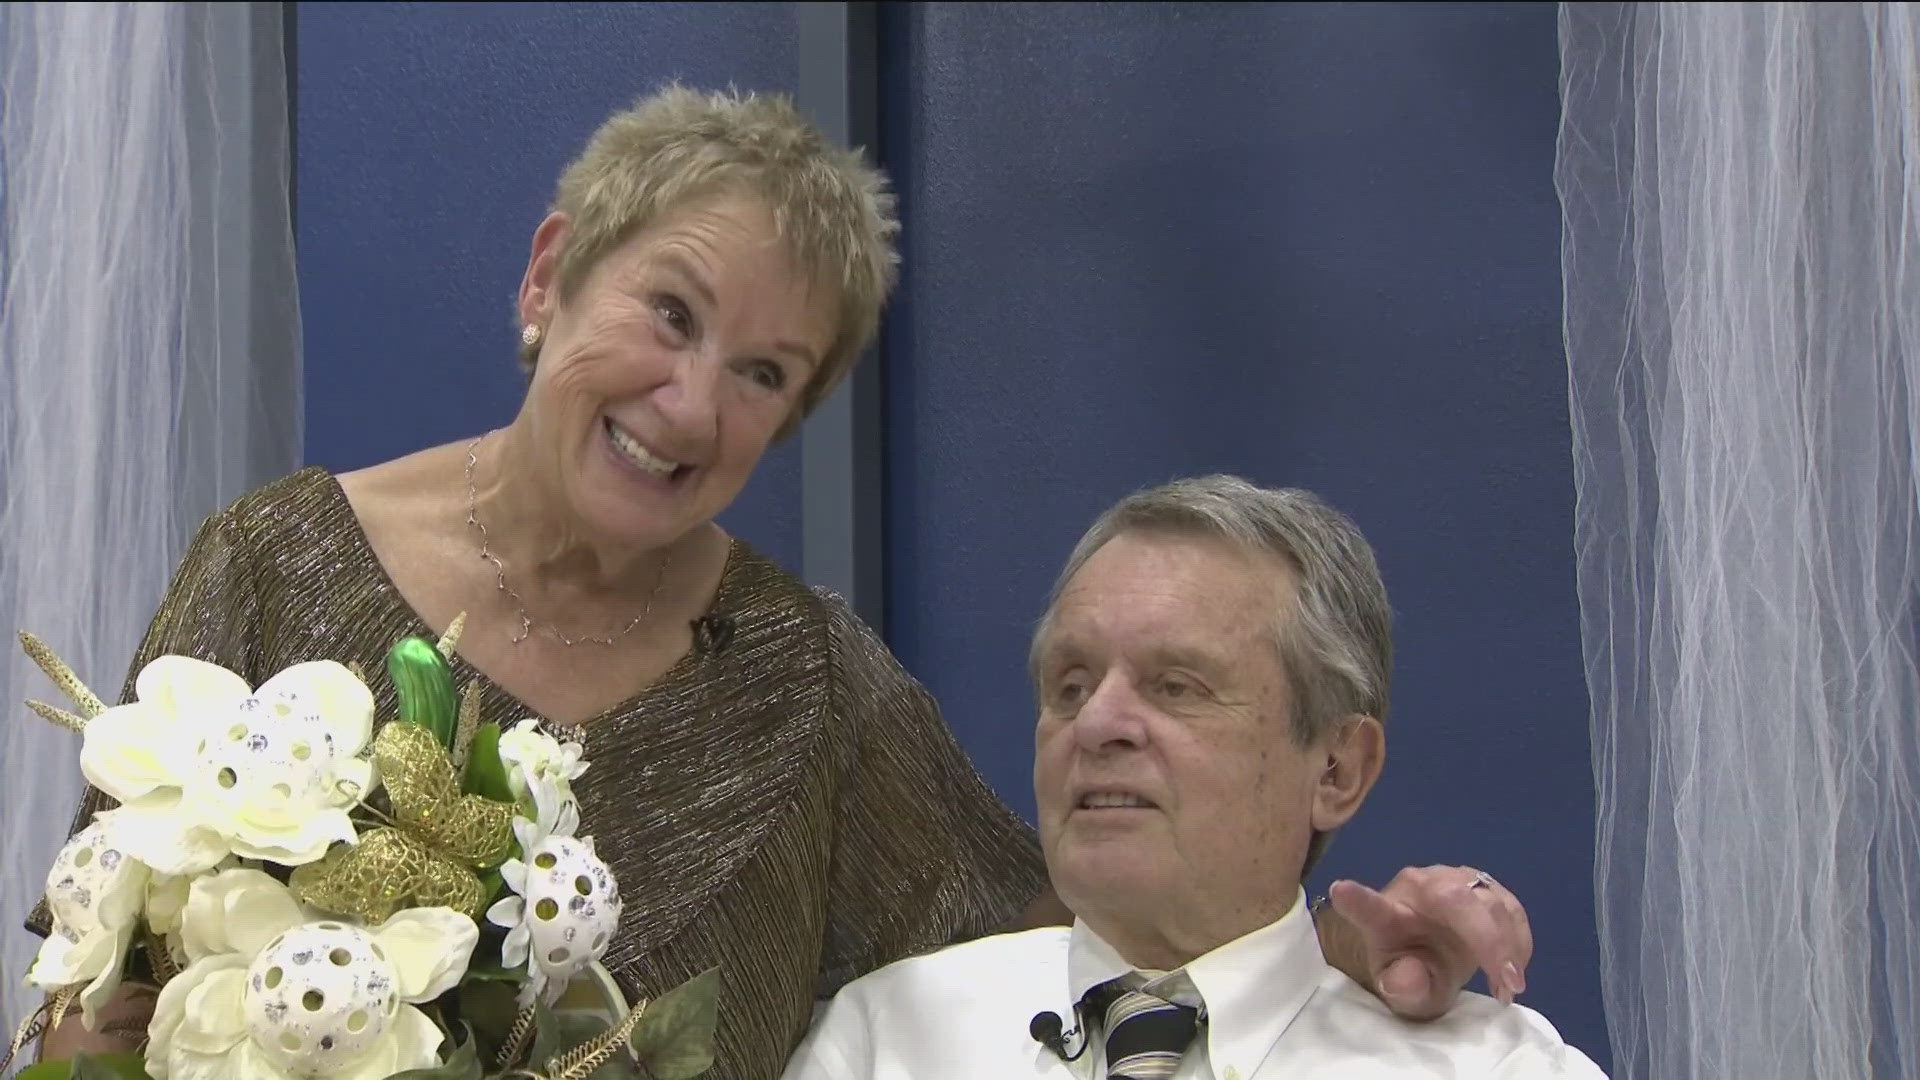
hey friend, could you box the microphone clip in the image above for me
[1029,1008,1089,1063]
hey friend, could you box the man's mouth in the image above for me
[1078,791,1156,810]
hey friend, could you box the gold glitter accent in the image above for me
[290,721,514,920]
[290,827,487,921]
[437,611,467,657]
[17,631,106,720]
[24,700,86,734]
[453,680,484,768]
[29,468,1045,1080]
[375,720,516,865]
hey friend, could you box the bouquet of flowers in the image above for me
[6,619,719,1080]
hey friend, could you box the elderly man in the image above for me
[781,476,1605,1079]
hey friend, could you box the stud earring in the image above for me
[521,323,543,348]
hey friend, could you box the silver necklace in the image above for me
[465,435,673,647]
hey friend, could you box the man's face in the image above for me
[1032,531,1328,963]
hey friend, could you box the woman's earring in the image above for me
[521,323,543,348]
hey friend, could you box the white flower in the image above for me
[486,817,619,1007]
[146,868,477,1080]
[496,718,586,835]
[81,656,376,874]
[26,820,150,1027]
[142,868,198,967]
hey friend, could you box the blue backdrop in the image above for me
[298,1,1605,1067]
[295,0,804,569]
[879,2,1599,1062]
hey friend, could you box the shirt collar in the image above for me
[1066,890,1327,1078]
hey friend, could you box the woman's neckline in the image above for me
[311,466,745,737]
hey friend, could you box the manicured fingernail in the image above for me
[1505,962,1525,994]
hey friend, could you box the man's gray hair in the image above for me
[1032,475,1393,743]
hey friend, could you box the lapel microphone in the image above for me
[1029,1008,1090,1062]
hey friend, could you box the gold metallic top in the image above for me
[34,468,1047,1079]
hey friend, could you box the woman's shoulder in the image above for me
[705,543,916,705]
[181,466,341,548]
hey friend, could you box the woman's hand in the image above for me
[34,983,155,1063]
[1316,865,1533,1021]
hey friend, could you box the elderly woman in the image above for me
[36,86,1531,1076]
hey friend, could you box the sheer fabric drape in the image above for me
[0,1,301,1032]
[1559,3,1920,1076]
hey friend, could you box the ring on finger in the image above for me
[1467,870,1498,891]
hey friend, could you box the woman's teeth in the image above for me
[1080,792,1151,809]
[607,421,680,477]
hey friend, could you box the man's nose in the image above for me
[1072,673,1149,754]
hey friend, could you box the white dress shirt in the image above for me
[781,891,1608,1079]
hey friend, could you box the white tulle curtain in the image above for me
[1559,3,1920,1077]
[0,2,301,1034]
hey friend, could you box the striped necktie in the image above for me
[1088,977,1201,1080]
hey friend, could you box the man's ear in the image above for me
[517,211,572,328]
[1311,714,1385,833]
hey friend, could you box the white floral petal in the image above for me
[373,908,478,1002]
[80,701,187,803]
[517,967,554,1009]
[223,1040,298,1080]
[499,858,527,894]
[511,817,541,854]
[551,794,580,839]
[135,656,252,722]
[216,875,307,958]
[501,923,531,969]
[170,966,249,1053]
[330,756,376,807]
[105,800,231,876]
[485,895,523,931]
[42,926,109,982]
[75,925,134,1027]
[148,954,250,1078]
[335,1004,445,1080]
[96,853,152,927]
[224,808,358,867]
[146,871,195,938]
[181,868,298,960]
[256,660,374,754]
[162,1044,258,1080]
[25,931,79,990]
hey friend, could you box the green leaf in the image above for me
[630,966,722,1080]
[385,1022,483,1080]
[461,722,516,802]
[388,636,458,747]
[461,960,523,983]
[18,1053,155,1080]
[475,868,506,903]
[555,1012,639,1080]
[527,998,564,1069]
[456,978,521,1065]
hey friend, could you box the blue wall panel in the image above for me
[880,2,1605,1065]
[296,1,803,570]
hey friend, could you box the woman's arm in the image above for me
[1002,869,1534,1023]
[37,983,156,1062]
[1317,867,1534,1019]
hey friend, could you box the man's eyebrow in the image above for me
[1146,642,1233,675]
[1030,630,1082,675]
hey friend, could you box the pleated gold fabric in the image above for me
[29,467,1047,1079]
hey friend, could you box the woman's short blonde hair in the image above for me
[522,84,900,428]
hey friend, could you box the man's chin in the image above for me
[1047,845,1176,911]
